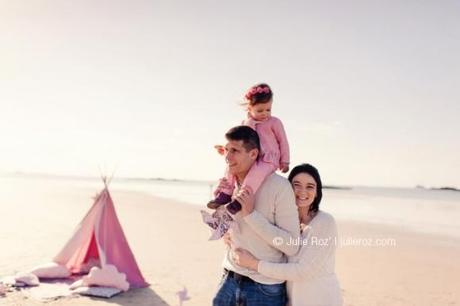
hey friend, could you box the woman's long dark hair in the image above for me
[288,163,323,213]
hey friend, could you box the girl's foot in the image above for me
[226,199,242,214]
[207,192,232,209]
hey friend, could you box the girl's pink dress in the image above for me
[218,115,290,196]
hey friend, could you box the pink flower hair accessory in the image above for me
[245,85,270,100]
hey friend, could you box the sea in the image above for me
[1,174,459,239]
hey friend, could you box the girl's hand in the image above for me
[235,186,255,217]
[233,248,259,271]
[214,145,225,156]
[280,163,289,173]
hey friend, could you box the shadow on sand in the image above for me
[86,287,171,306]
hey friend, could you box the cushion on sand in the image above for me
[30,262,71,279]
[15,273,39,286]
[81,265,129,291]
[72,286,122,298]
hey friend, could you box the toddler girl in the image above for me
[208,83,290,214]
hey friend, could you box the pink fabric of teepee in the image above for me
[53,181,147,288]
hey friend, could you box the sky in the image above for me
[0,0,459,187]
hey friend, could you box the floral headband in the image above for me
[245,86,271,100]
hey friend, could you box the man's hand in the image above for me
[233,248,259,271]
[234,186,255,217]
[223,232,232,248]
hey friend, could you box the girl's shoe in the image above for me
[226,200,242,214]
[207,192,232,209]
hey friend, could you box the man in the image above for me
[212,126,300,306]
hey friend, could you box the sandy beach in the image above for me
[1,179,459,306]
[2,0,459,305]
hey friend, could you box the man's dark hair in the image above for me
[225,126,261,156]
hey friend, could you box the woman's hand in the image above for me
[235,186,255,217]
[233,248,259,271]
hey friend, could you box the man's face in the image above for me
[224,139,258,177]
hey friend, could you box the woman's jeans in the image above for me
[212,270,287,306]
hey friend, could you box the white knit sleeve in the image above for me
[244,185,301,256]
[258,213,338,282]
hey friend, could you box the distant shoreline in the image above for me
[430,187,460,192]
[2,172,459,192]
[416,185,460,192]
[323,185,352,190]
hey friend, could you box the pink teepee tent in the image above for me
[53,180,148,288]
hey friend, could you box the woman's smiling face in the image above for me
[291,172,317,208]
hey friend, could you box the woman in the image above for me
[230,163,343,306]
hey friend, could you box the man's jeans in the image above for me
[212,271,287,306]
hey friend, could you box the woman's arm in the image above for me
[236,213,338,282]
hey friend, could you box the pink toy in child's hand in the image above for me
[214,145,225,155]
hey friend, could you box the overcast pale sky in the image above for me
[1,0,459,187]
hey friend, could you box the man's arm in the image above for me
[243,184,300,256]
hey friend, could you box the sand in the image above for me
[0,184,459,305]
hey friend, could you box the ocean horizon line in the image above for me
[1,171,458,192]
